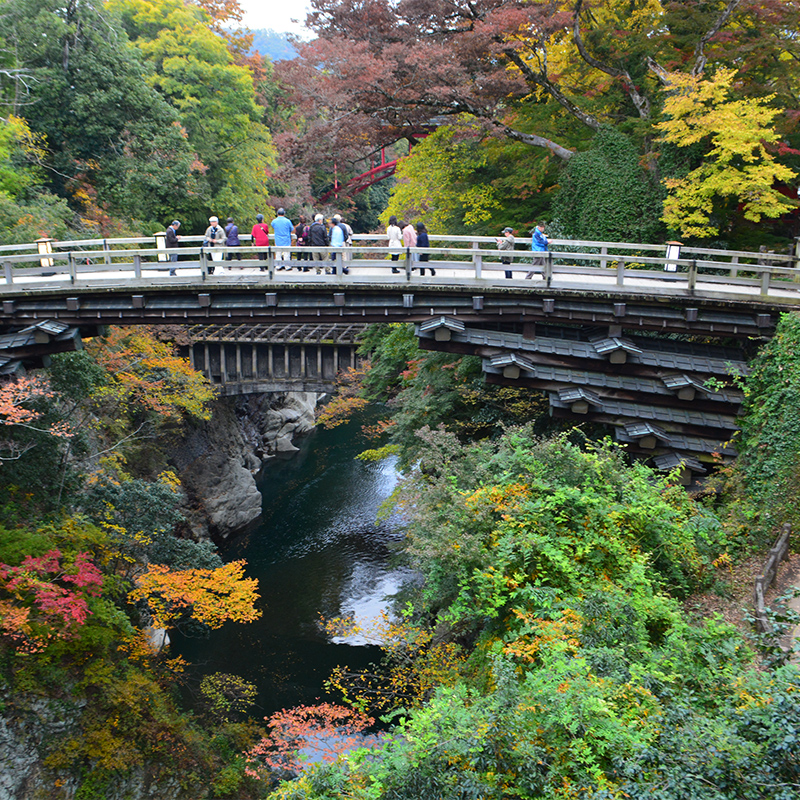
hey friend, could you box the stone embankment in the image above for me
[170,391,319,540]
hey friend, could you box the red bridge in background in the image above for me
[318,126,435,204]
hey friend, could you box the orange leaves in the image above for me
[464,482,531,516]
[85,326,215,421]
[128,560,261,629]
[504,608,582,665]
[316,363,371,429]
[0,375,74,446]
[245,702,375,776]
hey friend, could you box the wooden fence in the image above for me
[753,523,792,634]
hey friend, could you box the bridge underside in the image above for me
[0,282,777,481]
[416,317,745,484]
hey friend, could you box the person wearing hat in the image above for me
[252,213,270,270]
[203,215,225,274]
[165,220,181,276]
[497,226,515,279]
[526,221,548,279]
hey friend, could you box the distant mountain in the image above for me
[249,29,298,61]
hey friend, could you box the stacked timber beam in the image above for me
[416,318,745,484]
[0,319,84,377]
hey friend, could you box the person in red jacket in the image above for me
[252,213,270,271]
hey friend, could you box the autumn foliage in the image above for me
[85,326,216,422]
[128,560,261,629]
[245,703,374,777]
[0,548,103,652]
[316,364,370,429]
[0,375,74,460]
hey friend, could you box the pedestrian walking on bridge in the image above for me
[526,221,548,279]
[166,220,181,276]
[498,227,515,279]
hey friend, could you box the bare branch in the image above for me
[503,47,601,133]
[572,0,650,119]
[692,0,742,76]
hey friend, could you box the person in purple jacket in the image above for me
[225,217,241,262]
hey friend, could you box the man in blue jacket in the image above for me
[526,221,548,279]
[271,208,294,270]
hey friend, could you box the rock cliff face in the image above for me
[170,391,319,540]
[0,693,183,800]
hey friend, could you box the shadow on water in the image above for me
[172,408,410,717]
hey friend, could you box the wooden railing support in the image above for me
[688,260,697,295]
[133,254,142,280]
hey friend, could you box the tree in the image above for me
[283,0,772,164]
[1,0,199,224]
[553,126,665,242]
[128,559,261,629]
[0,375,74,462]
[109,0,279,225]
[84,326,216,423]
[0,548,103,652]
[657,68,797,238]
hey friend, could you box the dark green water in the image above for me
[173,411,408,716]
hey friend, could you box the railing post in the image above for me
[600,245,608,270]
[267,247,275,280]
[688,260,697,294]
[794,236,800,270]
[68,252,77,284]
[616,257,625,286]
[760,266,771,295]
[472,239,481,279]
[730,254,739,278]
[103,238,111,266]
[200,247,208,280]
[405,248,412,280]
[3,261,12,285]
[545,252,553,288]
[133,253,142,280]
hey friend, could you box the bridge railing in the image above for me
[0,238,797,303]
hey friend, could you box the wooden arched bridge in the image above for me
[0,232,797,482]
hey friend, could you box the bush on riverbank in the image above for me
[267,418,800,798]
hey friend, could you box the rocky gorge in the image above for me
[170,391,321,541]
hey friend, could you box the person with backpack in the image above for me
[294,215,311,271]
[202,215,225,274]
[251,213,270,270]
[307,214,330,274]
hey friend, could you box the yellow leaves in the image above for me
[504,607,583,664]
[657,68,798,237]
[85,326,216,422]
[464,482,531,515]
[128,560,261,629]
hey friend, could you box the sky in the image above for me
[238,0,312,35]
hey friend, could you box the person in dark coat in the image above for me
[225,217,241,261]
[165,220,181,276]
[307,214,330,274]
[416,222,435,276]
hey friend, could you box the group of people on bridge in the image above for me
[163,211,551,278]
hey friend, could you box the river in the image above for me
[173,410,409,716]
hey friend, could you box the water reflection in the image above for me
[173,409,407,715]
